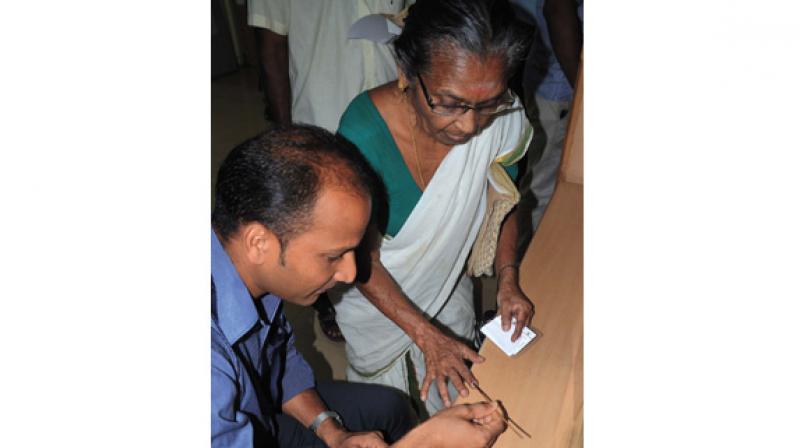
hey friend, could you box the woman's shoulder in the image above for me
[339,82,396,130]
[339,91,375,126]
[338,83,400,153]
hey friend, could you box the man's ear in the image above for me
[240,222,280,265]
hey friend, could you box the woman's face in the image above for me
[408,47,509,146]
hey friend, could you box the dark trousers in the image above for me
[274,381,418,447]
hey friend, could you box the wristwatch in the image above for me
[308,410,344,434]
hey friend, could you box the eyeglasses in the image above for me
[416,74,517,117]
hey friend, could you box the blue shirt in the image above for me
[211,228,315,447]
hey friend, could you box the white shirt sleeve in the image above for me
[247,0,289,34]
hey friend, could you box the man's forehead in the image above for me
[314,184,371,211]
[300,187,371,244]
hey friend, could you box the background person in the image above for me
[248,0,411,131]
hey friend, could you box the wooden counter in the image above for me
[457,180,583,448]
[456,64,583,448]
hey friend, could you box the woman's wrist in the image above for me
[411,319,442,348]
[496,262,519,284]
[496,261,519,274]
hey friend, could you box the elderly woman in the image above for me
[330,0,535,416]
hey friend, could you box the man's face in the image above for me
[259,187,372,306]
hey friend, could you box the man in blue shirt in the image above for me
[211,125,510,448]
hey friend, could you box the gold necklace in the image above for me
[405,99,427,189]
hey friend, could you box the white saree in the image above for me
[330,102,532,415]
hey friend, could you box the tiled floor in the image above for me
[211,67,349,381]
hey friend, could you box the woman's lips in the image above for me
[445,132,470,143]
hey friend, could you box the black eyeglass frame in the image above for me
[416,74,516,117]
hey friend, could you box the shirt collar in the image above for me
[212,227,279,345]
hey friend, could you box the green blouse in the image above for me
[337,91,518,237]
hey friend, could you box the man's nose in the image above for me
[333,251,357,284]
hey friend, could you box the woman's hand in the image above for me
[355,235,486,407]
[496,271,535,342]
[417,329,485,407]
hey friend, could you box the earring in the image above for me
[397,78,408,92]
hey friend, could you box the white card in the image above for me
[347,14,401,44]
[480,315,537,356]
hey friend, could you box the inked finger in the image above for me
[452,359,478,394]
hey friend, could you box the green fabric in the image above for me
[337,91,518,237]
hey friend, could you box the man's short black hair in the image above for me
[212,124,378,249]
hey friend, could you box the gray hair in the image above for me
[393,0,532,80]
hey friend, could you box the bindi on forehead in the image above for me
[432,70,506,103]
[460,82,502,99]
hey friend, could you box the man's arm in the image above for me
[494,207,535,342]
[276,312,385,447]
[258,28,292,125]
[282,390,387,448]
[391,401,507,448]
[356,226,485,407]
[544,0,582,88]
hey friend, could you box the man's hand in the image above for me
[283,390,387,448]
[496,277,535,342]
[392,401,507,448]
[418,330,485,407]
[327,430,388,448]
